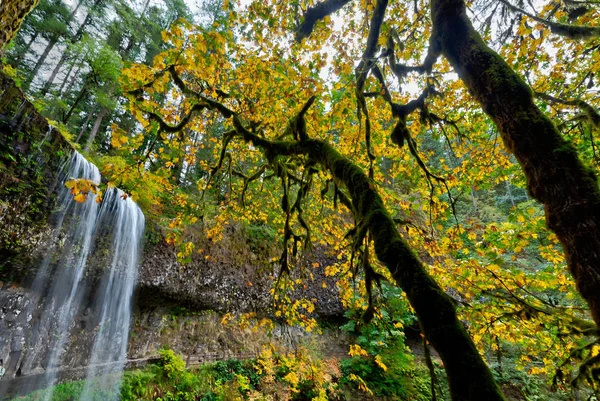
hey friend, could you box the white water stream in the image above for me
[79,187,144,400]
[10,151,144,400]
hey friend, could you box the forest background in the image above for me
[1,0,600,399]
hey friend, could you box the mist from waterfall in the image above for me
[9,151,144,400]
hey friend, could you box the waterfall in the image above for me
[23,151,102,388]
[80,188,144,400]
[3,150,144,400]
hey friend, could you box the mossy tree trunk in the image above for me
[233,124,506,401]
[0,0,39,51]
[430,0,600,327]
[312,140,506,401]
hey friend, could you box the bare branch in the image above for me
[295,0,353,42]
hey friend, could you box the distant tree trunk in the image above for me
[505,180,515,207]
[495,336,503,379]
[431,0,600,326]
[35,0,84,94]
[0,0,39,50]
[141,0,152,15]
[470,186,477,210]
[76,107,97,143]
[41,0,102,95]
[61,65,81,95]
[84,108,108,152]
[69,0,84,19]
[24,36,59,90]
[13,31,39,67]
[63,80,88,123]
[41,48,72,95]
[42,50,69,95]
[57,62,77,94]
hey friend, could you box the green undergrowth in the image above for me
[11,346,443,401]
[10,346,569,400]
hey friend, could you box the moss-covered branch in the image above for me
[535,91,600,129]
[355,0,388,94]
[144,103,206,133]
[498,0,600,39]
[431,0,600,329]
[231,117,505,401]
[386,27,441,80]
[128,68,505,400]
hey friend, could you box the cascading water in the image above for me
[21,151,102,388]
[1,150,144,400]
[80,188,144,400]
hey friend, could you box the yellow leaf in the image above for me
[348,344,368,357]
[73,193,87,203]
[375,355,388,371]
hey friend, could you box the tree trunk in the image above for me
[63,81,88,123]
[233,123,507,400]
[431,0,600,326]
[76,107,97,143]
[13,31,39,67]
[41,46,69,95]
[311,140,506,401]
[505,180,515,207]
[69,0,84,19]
[24,35,59,90]
[37,0,85,95]
[84,108,108,152]
[62,65,81,95]
[57,62,76,94]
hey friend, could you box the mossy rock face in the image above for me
[0,72,72,282]
[137,223,343,317]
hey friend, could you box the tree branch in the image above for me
[499,0,600,39]
[295,0,353,42]
[128,60,505,398]
[355,0,388,93]
[535,91,600,129]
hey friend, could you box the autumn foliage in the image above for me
[41,0,600,397]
